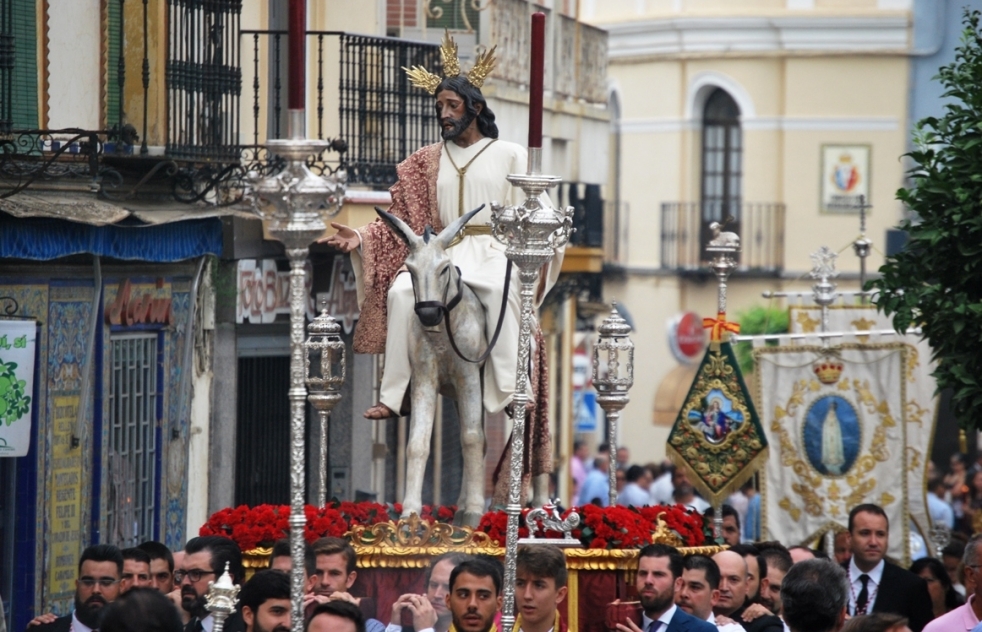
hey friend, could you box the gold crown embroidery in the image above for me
[402,30,497,95]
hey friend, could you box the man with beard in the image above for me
[386,552,471,632]
[676,555,744,632]
[177,536,246,632]
[711,551,782,632]
[32,544,124,632]
[615,544,715,632]
[240,571,291,632]
[324,33,563,423]
[445,559,502,632]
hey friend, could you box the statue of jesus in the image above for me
[322,34,564,421]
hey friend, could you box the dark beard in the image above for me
[74,593,107,629]
[640,590,674,618]
[253,619,290,632]
[181,586,208,619]
[441,112,475,140]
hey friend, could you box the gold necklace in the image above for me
[444,138,498,217]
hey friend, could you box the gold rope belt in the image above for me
[447,224,492,248]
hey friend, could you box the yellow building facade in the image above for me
[584,0,912,460]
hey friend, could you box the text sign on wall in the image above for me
[821,144,870,213]
[236,259,315,324]
[314,257,360,335]
[47,393,83,598]
[0,319,37,457]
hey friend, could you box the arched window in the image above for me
[700,88,742,250]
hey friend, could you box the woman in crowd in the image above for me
[909,557,964,619]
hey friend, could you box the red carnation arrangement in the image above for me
[200,501,459,551]
[476,504,707,549]
[202,501,709,552]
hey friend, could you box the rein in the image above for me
[413,259,513,364]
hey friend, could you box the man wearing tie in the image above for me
[616,544,716,632]
[842,504,933,632]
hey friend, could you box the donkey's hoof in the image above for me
[454,510,483,528]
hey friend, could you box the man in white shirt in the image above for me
[618,465,652,507]
[927,474,955,530]
[676,555,745,632]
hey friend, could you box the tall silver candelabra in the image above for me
[592,304,634,506]
[304,308,347,506]
[248,111,345,632]
[490,148,573,632]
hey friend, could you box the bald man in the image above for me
[712,551,783,632]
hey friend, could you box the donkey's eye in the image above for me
[439,267,450,276]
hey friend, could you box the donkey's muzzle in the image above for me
[414,304,443,328]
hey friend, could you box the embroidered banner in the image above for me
[756,341,919,563]
[0,319,37,457]
[787,306,938,552]
[667,341,768,507]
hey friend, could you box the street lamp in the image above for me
[592,303,635,506]
[304,308,347,505]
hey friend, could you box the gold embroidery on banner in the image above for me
[851,317,877,342]
[796,311,820,333]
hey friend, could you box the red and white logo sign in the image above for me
[668,312,706,364]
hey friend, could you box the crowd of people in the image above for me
[8,501,982,632]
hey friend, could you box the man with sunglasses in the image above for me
[31,544,124,632]
[177,536,246,632]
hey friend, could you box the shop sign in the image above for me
[0,320,36,457]
[236,259,315,324]
[668,312,706,365]
[105,279,173,326]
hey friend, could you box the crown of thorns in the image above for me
[402,31,497,95]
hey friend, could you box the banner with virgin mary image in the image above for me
[668,341,768,508]
[755,342,922,564]
[786,306,938,554]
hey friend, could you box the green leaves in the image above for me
[0,359,29,426]
[871,9,982,433]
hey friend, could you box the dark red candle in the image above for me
[528,12,545,149]
[288,0,305,110]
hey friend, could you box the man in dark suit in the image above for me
[781,559,848,632]
[615,544,716,632]
[178,536,246,632]
[32,544,124,632]
[711,551,783,632]
[842,504,933,632]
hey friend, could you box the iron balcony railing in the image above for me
[240,30,441,188]
[661,201,786,274]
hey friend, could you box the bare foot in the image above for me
[364,403,397,419]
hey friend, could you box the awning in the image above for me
[0,192,247,261]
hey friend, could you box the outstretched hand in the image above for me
[320,222,360,253]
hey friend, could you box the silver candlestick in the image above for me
[248,108,345,632]
[205,563,241,632]
[706,224,740,543]
[490,146,573,632]
[810,246,839,337]
[592,303,634,506]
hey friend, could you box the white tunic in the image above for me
[358,138,563,414]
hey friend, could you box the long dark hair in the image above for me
[435,76,498,139]
[910,556,964,613]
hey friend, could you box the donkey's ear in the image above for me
[375,207,419,249]
[436,204,485,250]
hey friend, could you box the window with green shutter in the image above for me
[6,0,38,131]
[425,0,481,38]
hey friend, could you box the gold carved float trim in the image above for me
[241,514,724,571]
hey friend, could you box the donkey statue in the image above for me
[376,206,490,527]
